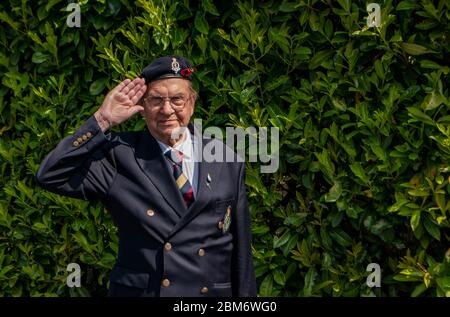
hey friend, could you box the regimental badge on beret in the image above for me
[223,205,232,233]
[171,57,180,74]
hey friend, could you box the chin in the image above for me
[163,126,186,142]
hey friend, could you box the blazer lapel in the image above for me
[134,129,187,218]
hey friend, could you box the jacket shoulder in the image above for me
[107,130,143,148]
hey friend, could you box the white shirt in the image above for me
[157,128,199,197]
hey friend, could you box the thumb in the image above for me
[128,105,145,117]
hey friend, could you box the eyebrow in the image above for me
[148,91,186,96]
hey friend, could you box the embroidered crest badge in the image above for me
[171,57,181,74]
[223,205,232,233]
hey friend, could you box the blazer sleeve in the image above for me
[231,162,257,297]
[35,115,116,201]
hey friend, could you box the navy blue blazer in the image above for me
[36,115,257,297]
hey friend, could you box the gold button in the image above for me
[146,209,155,217]
[162,279,170,287]
[73,141,79,147]
[198,248,205,256]
[200,287,208,294]
[77,137,83,143]
[218,221,224,230]
[165,242,172,251]
[86,132,92,138]
[82,135,88,141]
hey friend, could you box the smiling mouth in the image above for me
[159,119,178,125]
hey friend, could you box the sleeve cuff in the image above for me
[70,115,111,149]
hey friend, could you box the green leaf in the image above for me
[388,199,409,212]
[394,273,422,282]
[406,107,435,125]
[32,223,47,231]
[75,287,91,297]
[294,47,312,55]
[202,0,220,16]
[407,189,430,197]
[284,213,308,226]
[415,20,439,30]
[32,52,49,64]
[259,274,274,297]
[309,50,334,70]
[337,0,351,12]
[329,228,352,247]
[420,60,442,69]
[396,1,421,11]
[282,234,298,257]
[45,0,64,12]
[331,98,347,111]
[0,265,14,278]
[279,1,298,13]
[400,43,434,55]
[303,268,318,296]
[194,12,209,34]
[324,181,342,202]
[273,269,286,286]
[273,230,291,248]
[421,91,447,111]
[320,226,333,250]
[89,78,108,95]
[374,59,384,80]
[265,75,290,91]
[410,209,421,232]
[99,252,116,267]
[411,283,427,297]
[309,11,321,32]
[73,231,94,253]
[349,162,370,185]
[423,215,441,241]
[436,277,450,292]
[252,225,270,235]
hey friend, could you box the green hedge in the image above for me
[0,0,449,297]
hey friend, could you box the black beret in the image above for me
[139,55,195,84]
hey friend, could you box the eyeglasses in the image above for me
[143,94,191,111]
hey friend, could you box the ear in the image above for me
[192,90,198,101]
[189,103,195,117]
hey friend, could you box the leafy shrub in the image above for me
[0,0,449,296]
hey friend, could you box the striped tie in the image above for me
[164,149,194,208]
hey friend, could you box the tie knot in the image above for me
[165,149,183,165]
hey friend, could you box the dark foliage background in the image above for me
[0,0,449,296]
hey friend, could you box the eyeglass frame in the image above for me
[142,93,193,112]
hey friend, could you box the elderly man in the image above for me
[36,56,257,297]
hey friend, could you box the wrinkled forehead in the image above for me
[147,78,190,96]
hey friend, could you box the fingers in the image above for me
[121,77,145,94]
[110,77,146,107]
[115,79,131,93]
[130,85,147,105]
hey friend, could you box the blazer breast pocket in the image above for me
[211,282,232,297]
[215,199,234,234]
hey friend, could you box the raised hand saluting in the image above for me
[94,77,147,132]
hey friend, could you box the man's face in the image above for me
[142,78,195,145]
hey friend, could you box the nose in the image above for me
[160,99,175,115]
